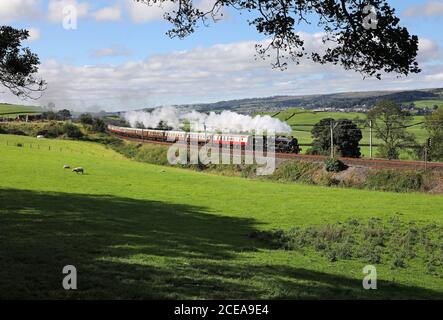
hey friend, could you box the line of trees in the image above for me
[41,109,72,121]
[79,113,106,133]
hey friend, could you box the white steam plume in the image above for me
[124,107,292,134]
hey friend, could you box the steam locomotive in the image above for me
[107,125,301,154]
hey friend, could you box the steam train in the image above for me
[107,125,301,154]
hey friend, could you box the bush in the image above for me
[377,145,400,160]
[79,113,94,125]
[270,160,320,183]
[80,133,120,145]
[63,123,83,139]
[92,118,106,133]
[38,123,64,138]
[134,144,170,166]
[4,128,26,136]
[1,122,57,137]
[365,170,424,192]
[324,158,347,172]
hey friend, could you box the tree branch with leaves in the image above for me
[135,0,420,79]
[0,26,46,99]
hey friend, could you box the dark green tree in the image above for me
[310,118,362,158]
[424,107,443,161]
[57,109,72,120]
[156,120,173,130]
[63,123,83,139]
[136,0,420,78]
[310,118,335,154]
[367,100,416,159]
[41,111,57,120]
[79,113,94,125]
[92,118,106,133]
[0,26,46,98]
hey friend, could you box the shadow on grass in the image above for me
[0,188,441,299]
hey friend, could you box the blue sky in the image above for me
[1,0,443,111]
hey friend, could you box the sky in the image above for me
[1,0,443,112]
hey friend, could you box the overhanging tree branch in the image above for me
[135,0,420,78]
[0,26,46,99]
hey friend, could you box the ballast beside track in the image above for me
[111,133,443,172]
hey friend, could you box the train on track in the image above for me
[107,125,301,154]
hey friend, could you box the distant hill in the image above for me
[0,103,43,118]
[157,87,443,114]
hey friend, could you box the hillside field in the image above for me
[408,100,443,109]
[0,103,42,118]
[0,134,442,299]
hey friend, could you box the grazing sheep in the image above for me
[72,167,84,174]
[63,165,70,169]
[36,135,44,139]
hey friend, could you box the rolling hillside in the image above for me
[0,103,43,118]
[169,87,443,113]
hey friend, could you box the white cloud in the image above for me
[0,0,41,22]
[425,73,443,81]
[91,45,132,58]
[404,1,443,17]
[47,0,90,22]
[94,5,121,22]
[418,38,442,62]
[195,0,227,19]
[1,34,442,112]
[27,27,41,41]
[126,0,227,23]
[126,0,177,23]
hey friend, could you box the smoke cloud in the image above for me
[124,107,292,134]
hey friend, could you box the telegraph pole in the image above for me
[424,146,428,171]
[369,120,373,159]
[425,138,432,171]
[330,120,334,158]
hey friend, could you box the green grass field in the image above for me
[0,103,42,118]
[1,134,442,299]
[408,100,443,109]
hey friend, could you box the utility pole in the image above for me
[424,146,428,171]
[369,120,373,159]
[330,120,334,158]
[425,138,432,171]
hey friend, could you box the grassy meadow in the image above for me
[0,134,442,299]
[0,103,42,118]
[409,100,443,109]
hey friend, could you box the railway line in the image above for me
[111,133,443,172]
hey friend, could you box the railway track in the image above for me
[112,133,443,171]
